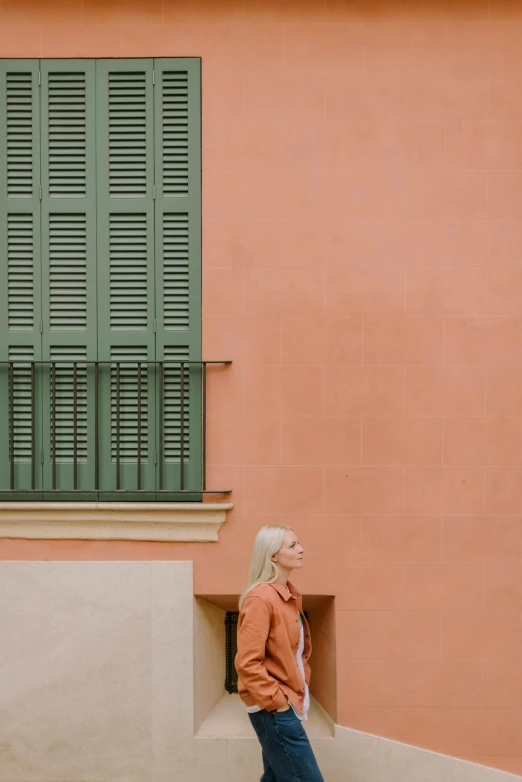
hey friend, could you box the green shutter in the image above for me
[39,60,97,494]
[0,60,42,493]
[154,59,201,496]
[0,57,202,498]
[95,59,157,495]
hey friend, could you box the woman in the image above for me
[235,524,324,782]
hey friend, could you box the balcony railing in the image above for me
[0,360,231,500]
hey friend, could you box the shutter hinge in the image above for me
[152,70,155,85]
[38,71,41,86]
[39,185,42,200]
[39,318,43,333]
[41,449,44,465]
[153,318,157,334]
[153,184,156,200]
[154,449,157,465]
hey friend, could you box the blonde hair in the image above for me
[238,525,292,610]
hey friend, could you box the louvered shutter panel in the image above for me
[0,57,202,498]
[39,61,97,494]
[0,60,43,494]
[154,59,201,497]
[95,60,156,495]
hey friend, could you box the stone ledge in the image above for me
[196,693,334,739]
[0,502,233,542]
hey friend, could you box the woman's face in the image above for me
[273,530,304,572]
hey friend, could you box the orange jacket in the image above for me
[235,580,312,713]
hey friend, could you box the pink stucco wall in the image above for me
[2,0,522,772]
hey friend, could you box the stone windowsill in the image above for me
[0,502,233,542]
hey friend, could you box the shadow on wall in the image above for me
[193,594,336,733]
[305,595,337,723]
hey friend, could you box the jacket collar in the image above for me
[269,580,300,601]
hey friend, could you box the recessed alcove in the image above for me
[193,594,336,739]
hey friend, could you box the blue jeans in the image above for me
[248,709,324,782]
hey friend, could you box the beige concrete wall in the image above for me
[193,597,226,733]
[0,561,520,782]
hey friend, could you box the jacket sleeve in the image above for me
[235,595,287,711]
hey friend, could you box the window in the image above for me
[0,58,202,500]
[225,612,239,693]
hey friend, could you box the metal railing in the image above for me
[0,359,231,499]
